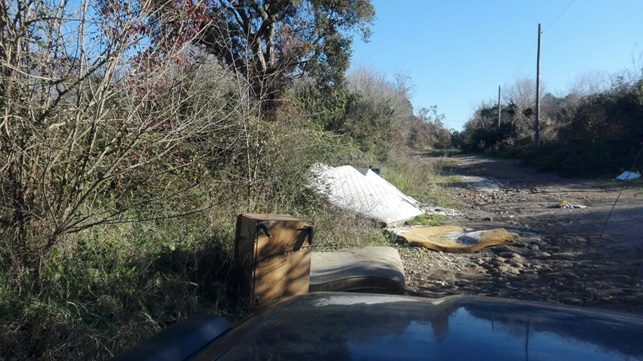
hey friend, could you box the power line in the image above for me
[545,0,577,30]
[514,0,576,75]
[515,44,537,75]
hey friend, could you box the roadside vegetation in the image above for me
[0,1,453,359]
[458,72,643,177]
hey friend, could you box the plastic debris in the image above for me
[424,206,461,216]
[616,171,641,181]
[558,200,588,209]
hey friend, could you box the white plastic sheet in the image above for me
[616,171,641,181]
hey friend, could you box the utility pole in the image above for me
[497,85,501,127]
[535,23,542,146]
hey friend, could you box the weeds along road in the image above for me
[401,154,643,314]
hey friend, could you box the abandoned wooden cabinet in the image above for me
[235,213,313,307]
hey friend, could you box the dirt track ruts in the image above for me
[400,155,643,314]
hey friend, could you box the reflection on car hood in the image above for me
[193,292,643,361]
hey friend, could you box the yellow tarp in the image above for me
[397,226,518,253]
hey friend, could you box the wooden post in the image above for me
[535,23,542,146]
[497,85,502,127]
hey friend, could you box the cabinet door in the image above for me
[235,214,313,307]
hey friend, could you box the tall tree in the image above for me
[152,0,375,112]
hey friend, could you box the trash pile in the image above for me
[311,164,518,253]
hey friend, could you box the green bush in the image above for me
[560,152,586,177]
[460,76,643,177]
[520,141,630,177]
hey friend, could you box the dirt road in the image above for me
[400,155,643,314]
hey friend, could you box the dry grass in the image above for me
[381,151,460,209]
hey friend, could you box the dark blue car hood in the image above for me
[191,292,643,361]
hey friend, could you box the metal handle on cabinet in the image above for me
[305,226,314,245]
[257,221,272,239]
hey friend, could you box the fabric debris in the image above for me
[389,225,518,253]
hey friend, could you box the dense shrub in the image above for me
[460,75,643,177]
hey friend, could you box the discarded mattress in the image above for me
[310,164,424,227]
[310,247,405,294]
[392,225,518,253]
[616,171,641,181]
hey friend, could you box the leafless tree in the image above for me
[0,0,245,281]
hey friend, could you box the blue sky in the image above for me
[350,0,643,130]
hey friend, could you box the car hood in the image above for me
[192,292,643,361]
